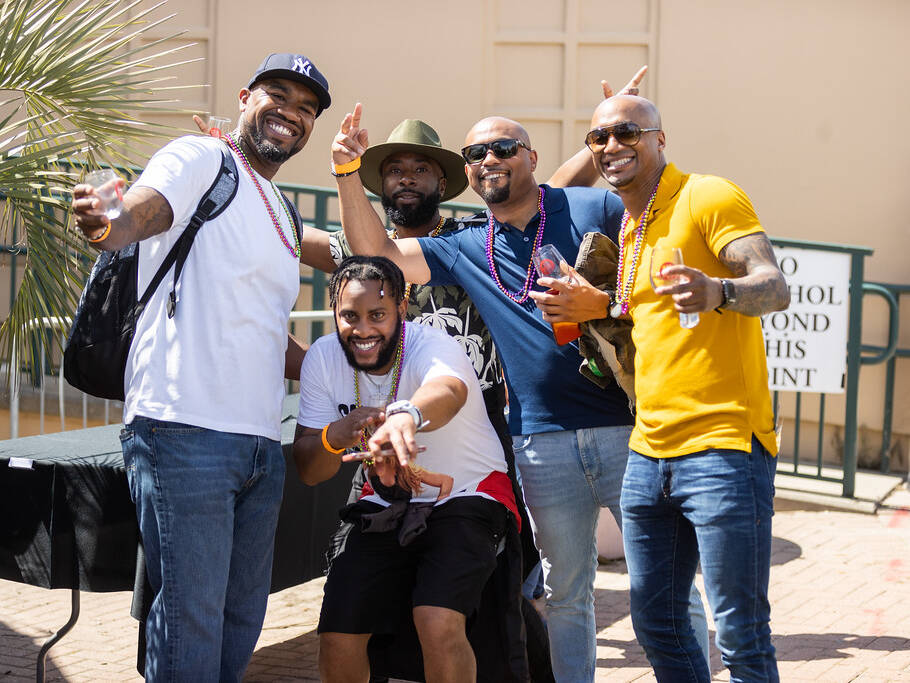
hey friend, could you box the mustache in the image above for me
[392,189,426,200]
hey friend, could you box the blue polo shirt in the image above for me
[419,184,633,435]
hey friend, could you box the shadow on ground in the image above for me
[245,628,320,681]
[0,620,64,682]
[771,632,910,660]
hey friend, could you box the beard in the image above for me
[242,117,299,164]
[478,182,510,205]
[381,189,441,228]
[338,314,403,373]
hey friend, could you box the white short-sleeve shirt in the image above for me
[124,135,300,440]
[298,323,509,505]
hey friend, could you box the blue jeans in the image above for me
[513,426,709,682]
[621,437,779,683]
[121,417,285,682]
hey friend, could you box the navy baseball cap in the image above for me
[247,53,331,117]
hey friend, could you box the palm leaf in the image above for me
[0,0,199,385]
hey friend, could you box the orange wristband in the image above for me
[332,157,361,176]
[321,424,344,454]
[86,221,112,243]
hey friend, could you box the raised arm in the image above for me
[546,66,648,188]
[72,184,173,251]
[332,103,432,284]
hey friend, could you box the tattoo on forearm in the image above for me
[718,234,790,316]
[109,187,173,248]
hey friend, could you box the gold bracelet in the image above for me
[321,424,345,454]
[86,221,112,243]
[332,157,361,176]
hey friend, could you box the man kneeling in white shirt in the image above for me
[293,255,519,683]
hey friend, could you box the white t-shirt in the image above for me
[297,322,510,505]
[124,135,300,440]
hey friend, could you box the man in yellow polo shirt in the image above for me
[531,95,789,683]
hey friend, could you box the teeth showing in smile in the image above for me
[482,172,507,180]
[353,340,378,352]
[606,157,633,171]
[268,121,294,137]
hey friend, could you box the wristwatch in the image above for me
[385,400,426,430]
[719,278,737,308]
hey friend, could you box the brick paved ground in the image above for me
[2,485,908,682]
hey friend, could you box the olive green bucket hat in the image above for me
[359,119,468,202]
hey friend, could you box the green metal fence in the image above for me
[765,238,904,497]
[1,183,906,497]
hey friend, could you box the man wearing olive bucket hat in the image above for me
[331,119,515,463]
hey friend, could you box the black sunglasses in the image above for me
[461,138,531,164]
[584,122,660,151]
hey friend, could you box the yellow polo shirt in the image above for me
[622,163,778,458]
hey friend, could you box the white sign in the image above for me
[761,247,850,393]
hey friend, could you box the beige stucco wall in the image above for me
[66,0,910,452]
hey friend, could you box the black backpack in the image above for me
[63,145,302,401]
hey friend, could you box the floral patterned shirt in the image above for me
[328,216,503,390]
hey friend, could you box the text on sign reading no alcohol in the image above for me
[761,247,850,393]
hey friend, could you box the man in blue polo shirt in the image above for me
[331,106,707,682]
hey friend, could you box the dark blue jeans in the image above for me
[121,417,285,682]
[621,437,778,683]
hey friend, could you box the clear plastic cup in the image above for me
[207,116,230,138]
[84,169,125,220]
[532,244,582,345]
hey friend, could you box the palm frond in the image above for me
[0,0,200,384]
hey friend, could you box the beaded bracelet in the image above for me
[331,157,361,177]
[86,221,112,244]
[321,424,345,454]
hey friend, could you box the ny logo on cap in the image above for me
[292,56,312,77]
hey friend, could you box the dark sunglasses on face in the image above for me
[461,138,531,164]
[584,122,660,151]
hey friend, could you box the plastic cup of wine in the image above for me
[532,243,582,345]
[207,115,231,138]
[649,245,699,329]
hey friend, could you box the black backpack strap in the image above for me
[134,145,239,320]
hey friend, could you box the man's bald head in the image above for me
[465,116,531,147]
[462,116,538,207]
[588,95,666,191]
[592,95,661,131]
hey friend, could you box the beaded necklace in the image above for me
[611,181,660,318]
[224,134,301,259]
[485,187,546,304]
[392,216,446,301]
[353,321,407,453]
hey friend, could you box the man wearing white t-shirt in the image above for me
[70,53,335,681]
[294,256,518,683]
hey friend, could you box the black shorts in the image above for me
[317,496,508,635]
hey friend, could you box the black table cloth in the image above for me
[0,395,357,595]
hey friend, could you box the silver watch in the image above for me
[385,399,425,430]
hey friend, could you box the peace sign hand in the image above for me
[332,102,370,165]
[601,65,648,99]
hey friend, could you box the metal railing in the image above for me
[767,238,905,496]
[1,183,907,498]
[860,283,909,474]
